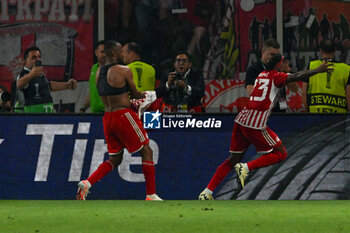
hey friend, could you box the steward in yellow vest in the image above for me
[122,42,156,92]
[302,39,350,113]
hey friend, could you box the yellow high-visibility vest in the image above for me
[307,60,350,113]
[127,61,156,92]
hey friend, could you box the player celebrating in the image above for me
[199,54,332,200]
[76,41,162,201]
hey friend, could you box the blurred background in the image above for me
[0,0,349,113]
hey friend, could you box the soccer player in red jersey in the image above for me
[199,54,332,200]
[76,41,162,201]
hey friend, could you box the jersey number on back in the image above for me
[250,78,270,101]
[135,68,143,88]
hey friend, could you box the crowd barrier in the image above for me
[0,113,349,200]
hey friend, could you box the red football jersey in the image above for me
[236,70,288,129]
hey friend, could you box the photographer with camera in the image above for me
[16,46,77,113]
[156,51,205,113]
[0,84,11,113]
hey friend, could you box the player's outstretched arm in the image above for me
[286,61,333,83]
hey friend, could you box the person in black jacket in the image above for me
[156,51,205,113]
[245,39,297,112]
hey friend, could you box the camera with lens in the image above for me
[175,72,184,81]
[0,91,11,104]
[35,60,42,67]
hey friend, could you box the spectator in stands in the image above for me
[80,41,106,113]
[177,0,213,56]
[17,46,77,113]
[122,42,156,92]
[0,84,11,112]
[134,0,162,63]
[156,51,205,113]
[160,0,213,70]
[11,79,25,112]
[302,39,350,113]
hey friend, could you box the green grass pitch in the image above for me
[1,200,349,233]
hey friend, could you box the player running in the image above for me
[199,54,332,200]
[76,41,162,201]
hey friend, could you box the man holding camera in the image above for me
[156,52,205,113]
[16,46,77,113]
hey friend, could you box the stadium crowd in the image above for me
[1,1,350,114]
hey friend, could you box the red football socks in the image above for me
[142,160,156,195]
[87,160,114,185]
[207,159,234,191]
[247,150,287,171]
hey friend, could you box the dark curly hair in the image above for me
[266,53,283,70]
